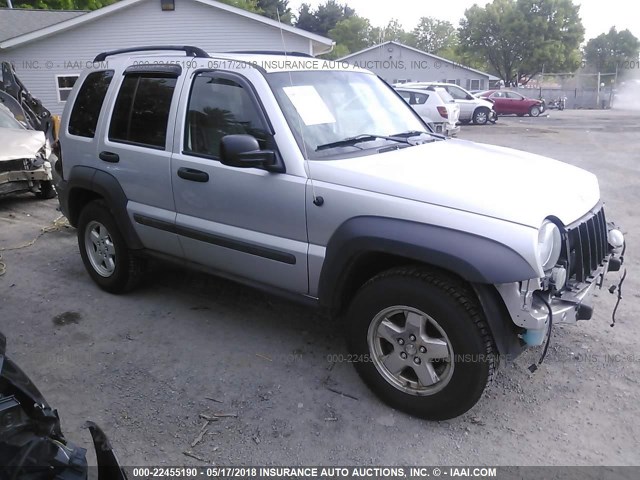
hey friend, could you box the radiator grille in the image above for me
[566,207,608,283]
[0,159,27,173]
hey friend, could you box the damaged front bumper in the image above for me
[0,160,52,196]
[497,220,626,346]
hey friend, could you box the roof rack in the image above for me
[226,50,314,58]
[93,45,210,62]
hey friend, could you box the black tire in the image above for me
[529,106,541,117]
[472,107,490,125]
[77,200,145,293]
[35,181,56,199]
[346,267,496,420]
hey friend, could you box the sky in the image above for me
[288,0,640,42]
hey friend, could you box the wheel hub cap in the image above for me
[367,306,454,396]
[84,220,116,278]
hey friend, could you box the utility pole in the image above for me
[596,71,601,108]
[7,1,14,8]
[610,64,618,109]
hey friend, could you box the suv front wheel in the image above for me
[346,267,496,420]
[472,107,490,125]
[77,200,145,293]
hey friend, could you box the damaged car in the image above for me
[0,103,56,199]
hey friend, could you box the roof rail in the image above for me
[93,45,210,62]
[226,50,314,58]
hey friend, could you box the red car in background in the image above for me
[476,90,545,117]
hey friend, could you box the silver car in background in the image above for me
[395,87,460,136]
[399,82,497,125]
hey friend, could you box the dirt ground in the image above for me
[1,109,639,467]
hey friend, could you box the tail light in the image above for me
[53,140,63,179]
[437,106,448,119]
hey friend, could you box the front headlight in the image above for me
[537,220,562,272]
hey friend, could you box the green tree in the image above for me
[369,19,413,46]
[294,0,354,36]
[218,0,262,14]
[328,16,373,55]
[295,3,318,33]
[584,27,640,72]
[256,0,292,24]
[410,17,458,54]
[14,0,117,8]
[459,0,584,84]
[381,19,407,43]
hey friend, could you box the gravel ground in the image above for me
[1,109,639,467]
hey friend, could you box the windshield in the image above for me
[267,70,429,159]
[0,107,24,130]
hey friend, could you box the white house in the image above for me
[340,41,498,91]
[0,0,333,114]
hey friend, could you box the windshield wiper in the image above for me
[391,130,443,139]
[316,134,410,152]
[389,130,428,137]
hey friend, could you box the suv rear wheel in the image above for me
[346,266,496,420]
[77,200,144,293]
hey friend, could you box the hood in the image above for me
[310,138,600,228]
[0,127,45,161]
[477,98,495,109]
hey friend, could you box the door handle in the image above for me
[99,151,120,163]
[177,167,209,182]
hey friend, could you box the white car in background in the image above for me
[395,87,460,136]
[399,82,497,125]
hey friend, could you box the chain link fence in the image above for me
[510,72,618,109]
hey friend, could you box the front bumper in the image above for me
[0,165,52,196]
[496,246,625,333]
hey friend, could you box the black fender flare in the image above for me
[317,216,537,310]
[64,165,143,249]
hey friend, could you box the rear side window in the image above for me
[397,91,429,105]
[109,74,177,149]
[412,93,429,105]
[68,70,114,138]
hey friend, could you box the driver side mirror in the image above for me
[220,134,276,169]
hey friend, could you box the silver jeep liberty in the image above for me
[55,46,625,420]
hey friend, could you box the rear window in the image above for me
[109,74,177,149]
[68,70,114,138]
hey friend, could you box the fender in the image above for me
[62,165,143,249]
[318,216,538,309]
[472,283,525,358]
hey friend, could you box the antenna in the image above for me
[276,8,323,206]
